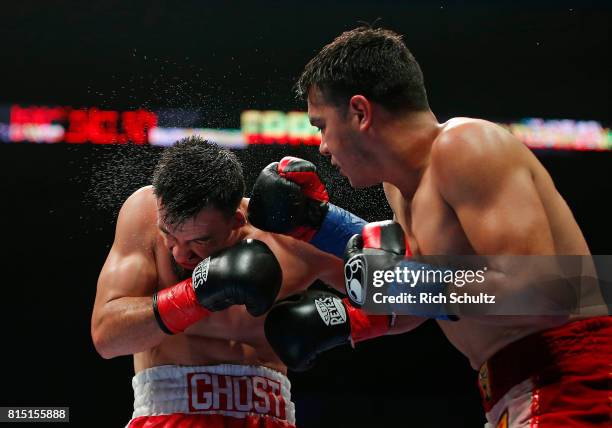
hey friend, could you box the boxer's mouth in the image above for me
[178,261,198,270]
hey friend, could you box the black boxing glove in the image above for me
[344,221,458,320]
[265,290,393,371]
[154,239,282,334]
[248,157,366,257]
[344,221,411,307]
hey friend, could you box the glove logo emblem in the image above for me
[192,257,211,289]
[345,254,366,305]
[314,296,347,326]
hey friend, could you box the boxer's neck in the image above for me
[373,109,440,198]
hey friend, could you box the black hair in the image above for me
[152,136,245,226]
[296,26,429,113]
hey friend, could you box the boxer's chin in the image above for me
[346,172,371,189]
[171,257,196,280]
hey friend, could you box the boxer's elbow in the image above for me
[92,333,114,359]
[91,313,121,359]
[93,340,116,360]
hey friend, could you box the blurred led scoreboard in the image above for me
[6,105,157,144]
[1,104,610,151]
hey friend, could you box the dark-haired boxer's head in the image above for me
[296,26,429,114]
[297,27,431,188]
[152,136,246,270]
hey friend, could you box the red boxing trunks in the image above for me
[479,316,612,428]
[127,364,296,428]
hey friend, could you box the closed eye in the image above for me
[193,238,211,244]
[310,121,324,133]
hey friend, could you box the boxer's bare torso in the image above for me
[384,118,606,368]
[93,186,343,375]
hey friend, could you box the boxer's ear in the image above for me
[349,95,372,132]
[231,210,247,229]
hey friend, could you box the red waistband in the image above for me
[478,316,612,413]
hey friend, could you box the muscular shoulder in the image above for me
[114,186,158,252]
[431,118,528,193]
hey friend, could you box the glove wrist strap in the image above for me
[153,278,211,334]
[343,298,392,345]
[310,204,367,257]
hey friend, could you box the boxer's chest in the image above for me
[387,174,474,255]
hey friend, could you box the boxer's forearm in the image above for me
[444,256,576,322]
[91,296,167,359]
[309,248,345,292]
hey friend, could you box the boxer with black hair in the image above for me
[93,136,357,427]
[254,26,611,428]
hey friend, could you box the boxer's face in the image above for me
[308,88,375,188]
[157,205,244,271]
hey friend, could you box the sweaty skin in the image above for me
[92,186,345,375]
[309,89,607,369]
[385,118,606,368]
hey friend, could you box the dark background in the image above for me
[0,1,610,427]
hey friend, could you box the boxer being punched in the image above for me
[253,27,611,428]
[92,137,398,427]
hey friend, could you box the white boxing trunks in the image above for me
[127,364,296,428]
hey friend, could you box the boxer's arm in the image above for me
[91,189,166,359]
[300,241,345,292]
[432,124,566,320]
[304,228,426,333]
[305,247,426,332]
[432,125,555,255]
